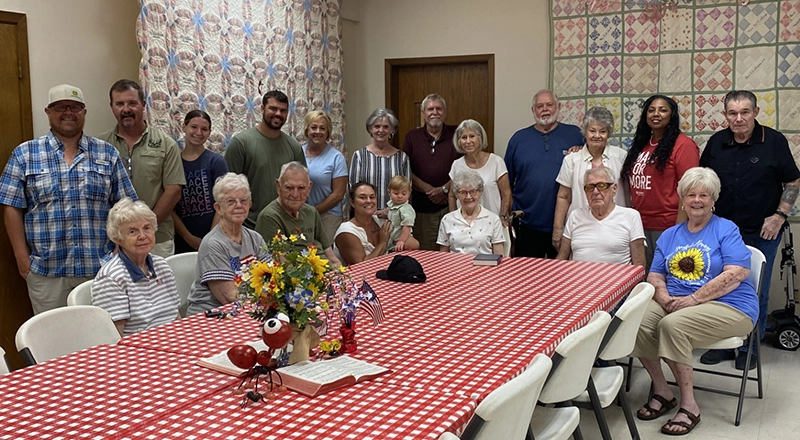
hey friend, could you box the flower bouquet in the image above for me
[235,230,332,364]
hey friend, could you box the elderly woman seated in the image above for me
[92,198,180,336]
[334,182,392,265]
[187,173,266,315]
[556,166,645,266]
[437,170,505,254]
[631,167,757,435]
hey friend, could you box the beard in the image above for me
[535,113,559,126]
[51,120,83,139]
[426,117,443,129]
[264,113,286,130]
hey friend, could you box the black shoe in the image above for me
[700,349,736,365]
[735,352,757,371]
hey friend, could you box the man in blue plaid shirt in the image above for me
[0,84,137,314]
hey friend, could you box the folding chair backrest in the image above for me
[165,252,198,318]
[746,245,766,299]
[66,279,94,306]
[467,353,553,440]
[15,305,120,366]
[0,347,9,374]
[598,282,655,360]
[539,311,612,404]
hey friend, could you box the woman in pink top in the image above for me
[620,95,699,270]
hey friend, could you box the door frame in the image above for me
[0,10,33,141]
[385,53,494,144]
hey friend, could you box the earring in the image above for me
[712,205,716,212]
[680,205,685,211]
[389,133,395,140]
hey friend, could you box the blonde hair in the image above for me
[388,175,411,192]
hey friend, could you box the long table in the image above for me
[0,251,643,439]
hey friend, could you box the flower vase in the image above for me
[288,324,320,365]
[340,322,357,354]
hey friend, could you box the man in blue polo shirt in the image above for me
[505,90,584,258]
[700,90,800,370]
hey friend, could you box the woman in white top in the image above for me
[556,166,645,266]
[438,170,505,255]
[448,119,511,220]
[334,182,392,265]
[552,106,628,252]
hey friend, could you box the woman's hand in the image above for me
[376,208,389,219]
[665,294,699,313]
[378,221,392,244]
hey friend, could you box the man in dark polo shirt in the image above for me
[700,90,800,370]
[402,94,461,250]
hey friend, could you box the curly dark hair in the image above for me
[620,95,681,181]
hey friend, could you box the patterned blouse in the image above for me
[348,147,411,209]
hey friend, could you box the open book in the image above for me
[196,339,270,376]
[279,356,390,397]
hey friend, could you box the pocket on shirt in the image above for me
[85,168,112,201]
[25,170,58,204]
[137,149,164,183]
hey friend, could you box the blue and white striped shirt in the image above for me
[0,131,137,277]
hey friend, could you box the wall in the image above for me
[340,0,550,157]
[0,0,141,136]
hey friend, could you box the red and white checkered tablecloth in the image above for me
[0,344,238,440]
[117,381,476,440]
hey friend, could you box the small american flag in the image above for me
[358,280,384,327]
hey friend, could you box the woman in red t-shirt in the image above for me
[620,95,699,270]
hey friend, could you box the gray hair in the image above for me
[106,197,157,244]
[213,173,251,201]
[453,119,489,154]
[581,106,615,135]
[677,167,721,202]
[724,90,758,112]
[365,108,398,136]
[421,94,447,111]
[584,165,617,184]
[531,89,560,107]
[278,161,310,182]
[451,170,485,193]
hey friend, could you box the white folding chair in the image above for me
[454,354,552,440]
[66,279,94,306]
[531,311,612,440]
[573,283,655,440]
[1,346,10,374]
[165,252,197,318]
[15,305,121,366]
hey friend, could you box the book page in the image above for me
[279,356,389,384]
[197,339,270,376]
[323,356,390,380]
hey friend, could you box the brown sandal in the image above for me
[661,408,701,436]
[636,394,677,420]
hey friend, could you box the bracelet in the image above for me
[775,210,789,220]
[690,294,700,304]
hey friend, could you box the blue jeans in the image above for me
[738,231,783,352]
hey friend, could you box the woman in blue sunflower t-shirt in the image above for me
[630,167,757,436]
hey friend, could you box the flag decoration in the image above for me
[357,281,385,327]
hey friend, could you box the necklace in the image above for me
[648,138,659,147]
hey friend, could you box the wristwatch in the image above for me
[442,186,449,194]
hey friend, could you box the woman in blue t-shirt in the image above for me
[631,167,757,435]
[173,110,229,253]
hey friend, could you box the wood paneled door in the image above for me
[385,54,494,152]
[0,10,34,371]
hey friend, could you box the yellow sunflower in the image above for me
[248,261,271,292]
[668,248,705,281]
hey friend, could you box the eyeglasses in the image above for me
[583,182,615,192]
[49,104,85,113]
[456,189,481,198]
[124,156,132,174]
[222,198,251,207]
[430,139,437,155]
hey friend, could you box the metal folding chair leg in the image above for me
[586,378,612,440]
[617,385,641,440]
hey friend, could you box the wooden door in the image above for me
[385,55,494,152]
[0,11,34,371]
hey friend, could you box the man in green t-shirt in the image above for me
[225,90,306,229]
[255,161,341,268]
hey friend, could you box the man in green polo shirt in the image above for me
[255,161,341,268]
[98,79,185,258]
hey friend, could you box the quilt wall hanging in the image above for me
[549,0,800,158]
[136,0,346,154]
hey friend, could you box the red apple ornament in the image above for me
[262,312,292,349]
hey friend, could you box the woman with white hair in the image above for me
[552,106,628,251]
[438,170,505,255]
[632,167,756,435]
[556,166,645,266]
[348,108,411,217]
[92,198,180,336]
[186,173,266,315]
[448,119,511,221]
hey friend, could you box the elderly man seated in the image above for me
[255,161,342,267]
[92,198,180,336]
[631,167,757,435]
[556,166,645,266]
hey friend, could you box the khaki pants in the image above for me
[414,207,448,251]
[151,240,175,259]
[26,272,92,314]
[320,212,343,246]
[631,299,753,365]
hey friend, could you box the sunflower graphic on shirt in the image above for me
[667,241,711,284]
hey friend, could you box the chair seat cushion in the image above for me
[530,406,580,440]
[573,366,624,407]
[698,336,745,350]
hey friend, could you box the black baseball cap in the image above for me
[375,255,427,283]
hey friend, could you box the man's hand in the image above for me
[551,228,562,251]
[761,214,785,241]
[15,255,30,280]
[566,145,583,154]
[427,186,447,205]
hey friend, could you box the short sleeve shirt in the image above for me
[303,144,348,217]
[255,200,330,250]
[437,206,505,254]
[563,206,644,265]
